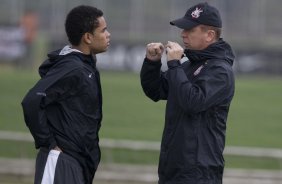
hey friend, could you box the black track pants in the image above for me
[34,148,85,184]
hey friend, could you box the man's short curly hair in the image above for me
[65,5,103,46]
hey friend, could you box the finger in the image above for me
[174,43,182,50]
[166,41,176,49]
[167,41,173,45]
[147,43,154,48]
[156,44,165,54]
[147,44,157,53]
[165,42,170,48]
[154,48,160,55]
[156,48,163,55]
[146,43,164,56]
[152,44,163,53]
[147,43,157,50]
[151,43,161,48]
[166,46,172,53]
[149,49,157,56]
[158,43,164,50]
[166,41,175,46]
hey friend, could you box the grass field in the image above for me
[0,67,282,170]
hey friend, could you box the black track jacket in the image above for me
[22,48,102,184]
[141,39,235,184]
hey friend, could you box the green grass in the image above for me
[0,175,33,184]
[0,140,36,158]
[0,68,39,132]
[100,71,165,141]
[227,76,282,148]
[1,68,282,170]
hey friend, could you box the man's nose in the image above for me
[107,31,111,38]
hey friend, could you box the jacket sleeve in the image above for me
[167,60,234,114]
[21,62,80,149]
[22,78,57,149]
[140,58,169,101]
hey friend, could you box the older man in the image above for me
[141,2,235,184]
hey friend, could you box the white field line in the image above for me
[1,130,282,159]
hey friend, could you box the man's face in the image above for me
[90,16,111,54]
[181,25,209,50]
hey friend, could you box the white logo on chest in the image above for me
[193,65,204,76]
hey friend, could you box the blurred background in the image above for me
[0,0,282,183]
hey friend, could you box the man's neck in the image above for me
[71,45,90,55]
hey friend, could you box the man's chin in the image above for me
[183,44,189,49]
[92,48,108,54]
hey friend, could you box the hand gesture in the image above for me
[146,42,165,61]
[166,41,184,61]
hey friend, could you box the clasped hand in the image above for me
[146,41,184,62]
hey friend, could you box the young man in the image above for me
[141,2,235,184]
[22,5,110,184]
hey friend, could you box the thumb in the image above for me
[166,45,172,53]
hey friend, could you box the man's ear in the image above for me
[82,32,92,45]
[206,30,216,42]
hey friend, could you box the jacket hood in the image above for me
[38,45,95,77]
[184,38,235,66]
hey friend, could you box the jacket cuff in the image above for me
[48,136,57,150]
[167,60,181,69]
[144,58,162,65]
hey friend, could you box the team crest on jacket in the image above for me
[191,7,203,18]
[193,65,204,76]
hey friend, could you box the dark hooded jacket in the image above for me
[140,39,235,184]
[21,48,102,184]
